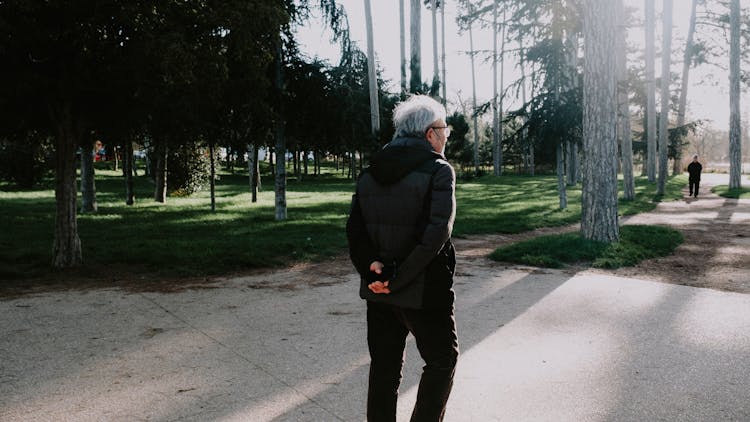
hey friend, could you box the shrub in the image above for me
[166,143,213,196]
[0,134,54,189]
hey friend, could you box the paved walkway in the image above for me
[2,175,750,421]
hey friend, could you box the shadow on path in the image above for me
[0,263,572,421]
[615,174,750,293]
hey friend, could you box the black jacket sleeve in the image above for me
[346,192,379,277]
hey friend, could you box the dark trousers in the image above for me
[689,179,700,196]
[366,301,459,422]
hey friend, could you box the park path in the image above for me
[452,172,750,294]
[1,173,749,421]
[611,172,750,293]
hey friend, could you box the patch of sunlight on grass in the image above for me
[713,185,750,199]
[490,225,683,269]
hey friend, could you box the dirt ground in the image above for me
[610,173,750,293]
[451,172,750,294]
[4,174,748,298]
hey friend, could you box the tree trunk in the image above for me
[674,0,698,175]
[274,35,287,220]
[565,31,579,187]
[520,44,533,176]
[296,149,302,182]
[51,103,83,268]
[400,0,407,97]
[253,144,261,202]
[143,144,150,178]
[247,143,255,197]
[657,0,673,196]
[409,0,421,93]
[557,141,567,209]
[275,132,287,220]
[124,140,135,206]
[154,141,167,203]
[499,9,506,175]
[209,142,216,212]
[440,1,447,104]
[492,1,500,176]
[269,146,274,176]
[469,21,479,175]
[121,144,128,177]
[80,136,97,213]
[430,0,440,96]
[729,0,742,189]
[292,146,299,179]
[618,0,635,200]
[582,0,619,243]
[255,148,260,192]
[549,8,569,203]
[364,0,381,135]
[529,139,535,176]
[645,0,657,183]
[226,147,233,173]
[566,143,578,186]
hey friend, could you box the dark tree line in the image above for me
[0,0,393,268]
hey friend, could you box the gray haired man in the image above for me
[347,95,459,421]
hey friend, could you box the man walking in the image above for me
[687,155,703,198]
[347,95,458,422]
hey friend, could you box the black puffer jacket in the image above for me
[346,137,456,309]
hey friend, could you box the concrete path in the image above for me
[3,269,750,421]
[2,173,750,421]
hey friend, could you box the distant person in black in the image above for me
[687,155,703,197]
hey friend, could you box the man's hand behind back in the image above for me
[368,261,391,294]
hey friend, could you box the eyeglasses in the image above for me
[428,126,451,137]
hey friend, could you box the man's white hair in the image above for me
[392,95,446,138]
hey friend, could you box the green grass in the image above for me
[618,174,687,215]
[453,175,580,235]
[713,185,750,199]
[0,167,687,282]
[489,225,684,269]
[454,174,687,235]
[0,168,352,281]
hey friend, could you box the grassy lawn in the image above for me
[0,167,352,280]
[713,185,750,199]
[0,166,687,281]
[490,225,684,269]
[455,174,686,235]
